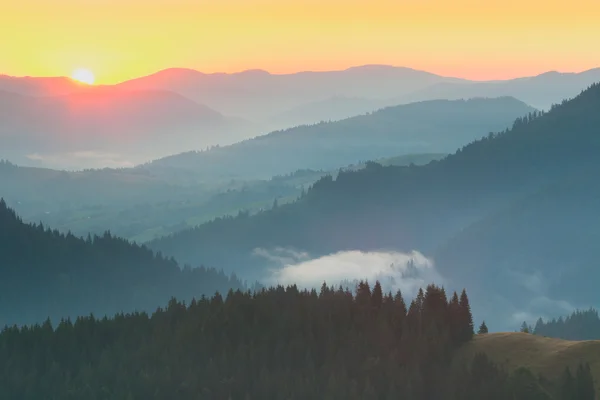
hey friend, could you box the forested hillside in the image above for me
[150,83,600,326]
[434,170,600,319]
[0,200,245,326]
[0,282,593,399]
[145,97,534,179]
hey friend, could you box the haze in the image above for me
[3,2,600,398]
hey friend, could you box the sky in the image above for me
[3,0,600,84]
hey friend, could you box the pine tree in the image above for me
[394,290,407,316]
[478,321,488,334]
[371,281,383,310]
[459,289,474,342]
[356,280,372,307]
[448,291,461,344]
[533,317,544,335]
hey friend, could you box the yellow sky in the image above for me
[3,0,600,84]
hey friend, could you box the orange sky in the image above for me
[3,0,600,84]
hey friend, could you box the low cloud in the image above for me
[492,269,578,328]
[26,151,135,169]
[510,296,576,326]
[255,248,442,298]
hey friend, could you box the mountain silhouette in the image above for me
[115,65,467,125]
[0,74,83,96]
[401,68,600,110]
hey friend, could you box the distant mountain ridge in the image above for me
[2,65,599,170]
[142,96,535,180]
[0,74,83,97]
[113,65,467,127]
[402,68,600,110]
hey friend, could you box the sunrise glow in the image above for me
[2,0,600,83]
[71,68,95,85]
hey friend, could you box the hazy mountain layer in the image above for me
[403,69,600,110]
[149,83,600,327]
[0,88,255,169]
[145,97,534,180]
[1,154,445,243]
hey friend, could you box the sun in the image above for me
[71,68,95,85]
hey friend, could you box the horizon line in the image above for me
[2,64,599,86]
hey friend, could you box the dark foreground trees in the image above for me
[0,281,592,399]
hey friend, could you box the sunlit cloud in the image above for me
[255,248,442,298]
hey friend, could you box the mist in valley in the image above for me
[3,7,600,394]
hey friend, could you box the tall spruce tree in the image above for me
[372,281,383,310]
[459,289,474,342]
[448,291,461,345]
[478,321,489,334]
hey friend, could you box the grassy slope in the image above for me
[457,332,600,397]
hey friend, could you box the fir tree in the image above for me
[478,321,489,334]
[371,281,383,310]
[459,289,474,342]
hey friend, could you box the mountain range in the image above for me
[3,65,600,170]
[402,69,600,110]
[148,83,600,328]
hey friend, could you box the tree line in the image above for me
[0,281,594,399]
[534,308,600,340]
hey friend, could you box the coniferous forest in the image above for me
[0,199,248,327]
[534,309,600,340]
[0,282,594,399]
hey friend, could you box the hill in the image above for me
[0,200,246,327]
[149,83,600,328]
[403,68,600,110]
[0,88,255,169]
[145,97,533,180]
[458,332,600,398]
